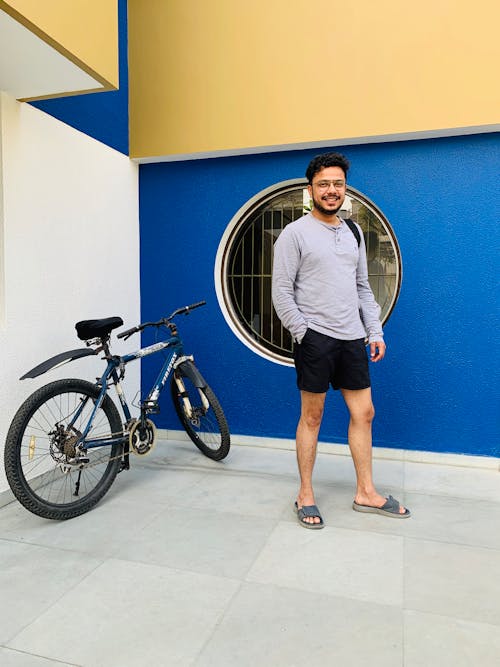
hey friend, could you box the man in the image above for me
[272,152,410,528]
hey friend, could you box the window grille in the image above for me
[219,180,401,365]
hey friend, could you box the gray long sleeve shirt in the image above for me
[272,213,383,344]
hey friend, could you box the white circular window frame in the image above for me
[214,178,402,366]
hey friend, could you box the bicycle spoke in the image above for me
[5,379,123,519]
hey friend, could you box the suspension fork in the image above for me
[174,373,193,418]
[174,357,210,416]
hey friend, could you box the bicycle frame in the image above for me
[5,299,231,521]
[77,332,186,450]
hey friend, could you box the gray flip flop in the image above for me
[294,501,324,529]
[352,494,411,518]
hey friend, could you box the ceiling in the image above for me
[0,7,102,101]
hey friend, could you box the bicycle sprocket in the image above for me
[128,419,157,455]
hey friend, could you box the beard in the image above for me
[312,193,343,217]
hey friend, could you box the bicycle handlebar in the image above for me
[117,301,206,340]
[166,300,206,321]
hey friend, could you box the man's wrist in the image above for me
[295,325,308,344]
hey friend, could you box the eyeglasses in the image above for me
[313,179,346,190]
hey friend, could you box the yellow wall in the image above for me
[1,0,119,90]
[129,0,500,159]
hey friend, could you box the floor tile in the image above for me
[404,461,500,502]
[404,610,500,667]
[0,647,77,667]
[317,490,500,550]
[0,493,166,558]
[400,492,500,549]
[246,521,404,606]
[216,444,299,478]
[8,558,239,667]
[0,540,101,645]
[232,446,404,490]
[106,462,209,507]
[173,468,296,518]
[366,456,406,491]
[116,505,277,578]
[404,538,500,624]
[196,581,403,667]
[141,439,203,467]
[1,440,498,666]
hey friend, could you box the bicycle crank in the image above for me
[128,419,157,455]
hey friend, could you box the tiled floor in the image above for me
[1,439,499,666]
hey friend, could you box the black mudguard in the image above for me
[20,348,97,380]
[175,359,207,389]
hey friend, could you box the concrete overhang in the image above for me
[0,2,117,101]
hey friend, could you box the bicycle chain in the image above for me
[74,420,156,468]
[70,430,128,469]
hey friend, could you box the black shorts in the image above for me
[293,329,370,393]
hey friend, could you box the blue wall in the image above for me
[139,133,500,457]
[30,0,129,155]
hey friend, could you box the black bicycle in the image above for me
[4,301,230,520]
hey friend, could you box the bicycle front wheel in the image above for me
[4,379,123,520]
[171,374,230,460]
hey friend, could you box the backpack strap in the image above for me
[344,218,361,247]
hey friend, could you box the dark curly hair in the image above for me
[305,152,350,184]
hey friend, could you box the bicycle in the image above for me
[4,301,230,520]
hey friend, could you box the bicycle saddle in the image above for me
[75,317,123,341]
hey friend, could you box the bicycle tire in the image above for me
[170,374,230,460]
[4,379,123,520]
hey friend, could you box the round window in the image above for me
[215,179,402,365]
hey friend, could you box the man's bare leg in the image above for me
[296,390,326,525]
[341,387,406,514]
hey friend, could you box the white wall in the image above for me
[0,92,140,496]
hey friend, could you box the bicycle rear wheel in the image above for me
[4,379,123,520]
[170,373,230,460]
